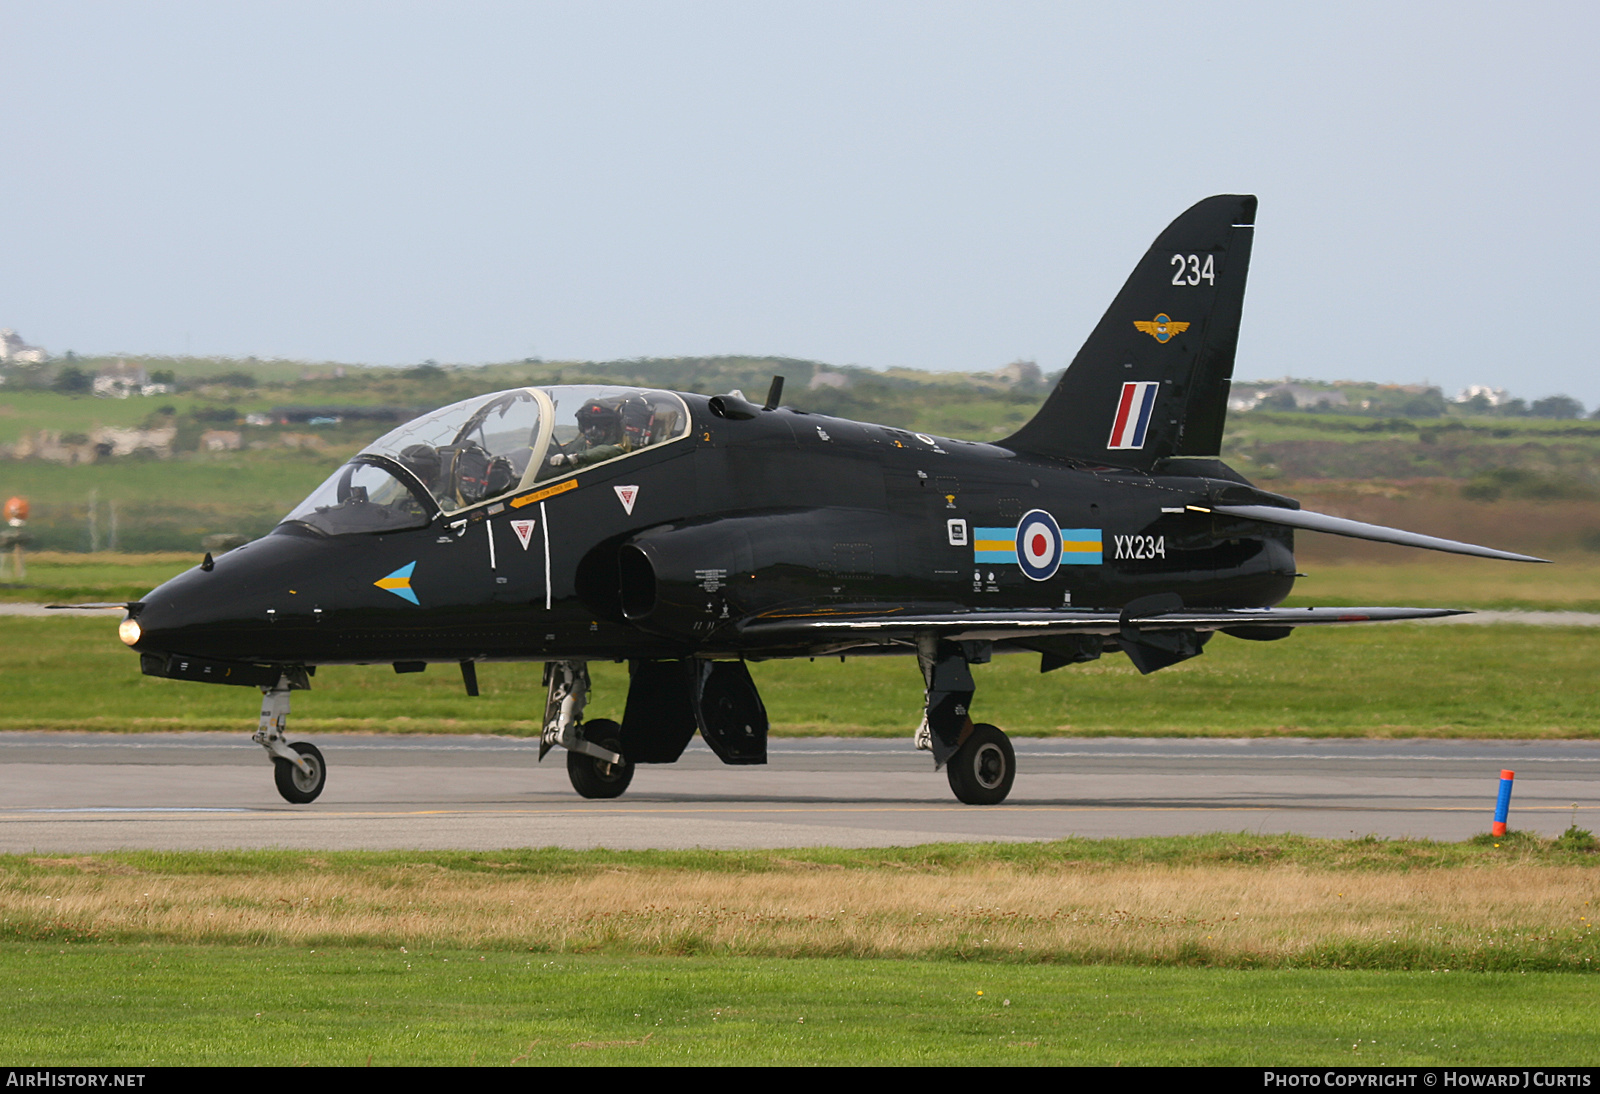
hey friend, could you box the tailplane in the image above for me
[1003,195,1256,468]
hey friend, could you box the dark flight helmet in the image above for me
[397,444,441,488]
[576,399,623,445]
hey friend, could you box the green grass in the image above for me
[1284,555,1600,612]
[5,842,1596,1064]
[7,831,1595,880]
[0,391,208,447]
[0,947,1594,1065]
[0,450,340,553]
[3,615,1594,736]
[8,836,1598,971]
[0,552,197,604]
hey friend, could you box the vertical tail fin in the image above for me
[1002,195,1256,468]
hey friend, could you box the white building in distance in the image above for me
[0,329,47,364]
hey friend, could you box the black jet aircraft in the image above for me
[110,195,1543,806]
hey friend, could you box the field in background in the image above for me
[1,551,198,604]
[6,366,1600,554]
[3,615,1596,737]
[1284,553,1600,611]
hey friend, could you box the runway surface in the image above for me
[2,732,1596,851]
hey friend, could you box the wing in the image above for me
[738,604,1464,648]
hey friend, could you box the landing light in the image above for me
[118,618,141,646]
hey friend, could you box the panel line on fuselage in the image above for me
[541,500,552,610]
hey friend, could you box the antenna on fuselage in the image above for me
[764,375,785,411]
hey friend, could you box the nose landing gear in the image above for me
[253,673,326,804]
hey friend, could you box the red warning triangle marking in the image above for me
[614,485,639,515]
[510,519,536,550]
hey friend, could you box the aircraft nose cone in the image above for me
[129,531,335,663]
[133,565,267,660]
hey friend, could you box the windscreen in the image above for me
[356,388,546,512]
[281,385,691,531]
[280,460,433,535]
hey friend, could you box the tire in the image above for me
[566,719,634,799]
[272,741,326,804]
[946,723,1014,805]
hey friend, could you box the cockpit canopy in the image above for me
[281,385,690,535]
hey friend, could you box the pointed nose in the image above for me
[130,531,334,662]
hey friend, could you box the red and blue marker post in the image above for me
[1491,770,1515,837]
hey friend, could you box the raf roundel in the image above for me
[1015,509,1063,581]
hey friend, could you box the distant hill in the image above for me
[2,355,1597,555]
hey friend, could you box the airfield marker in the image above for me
[1,496,27,581]
[1491,770,1515,837]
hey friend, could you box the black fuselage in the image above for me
[129,393,1297,673]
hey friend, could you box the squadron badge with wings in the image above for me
[1134,314,1190,343]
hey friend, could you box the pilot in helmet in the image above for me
[397,444,442,496]
[549,398,628,470]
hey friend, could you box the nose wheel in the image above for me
[272,741,327,804]
[253,673,327,804]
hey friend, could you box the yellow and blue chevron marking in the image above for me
[374,561,419,605]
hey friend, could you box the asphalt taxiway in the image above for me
[1,733,1596,851]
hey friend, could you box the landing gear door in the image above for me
[692,660,768,765]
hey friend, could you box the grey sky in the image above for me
[2,2,1595,405]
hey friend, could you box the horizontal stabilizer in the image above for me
[739,605,1466,646]
[1204,505,1548,563]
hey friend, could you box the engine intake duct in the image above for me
[601,509,896,640]
[618,544,659,620]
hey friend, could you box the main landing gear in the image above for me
[944,723,1015,805]
[538,648,1014,805]
[542,661,634,799]
[913,637,1015,805]
[254,673,327,804]
[246,650,1014,806]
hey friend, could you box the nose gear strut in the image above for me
[252,672,327,803]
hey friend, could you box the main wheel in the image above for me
[272,741,326,804]
[946,723,1014,805]
[566,718,634,799]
